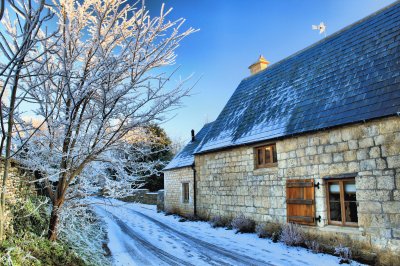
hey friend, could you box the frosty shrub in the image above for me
[271,231,280,243]
[334,244,352,264]
[255,222,282,242]
[255,223,268,238]
[0,233,85,266]
[11,196,49,236]
[305,240,320,254]
[280,223,304,246]
[58,203,112,266]
[185,214,201,222]
[165,207,179,216]
[210,215,230,228]
[231,214,256,233]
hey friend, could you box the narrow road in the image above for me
[94,200,352,266]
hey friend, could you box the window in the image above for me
[182,183,189,203]
[255,144,277,168]
[326,178,358,226]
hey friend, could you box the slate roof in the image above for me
[164,122,214,170]
[195,2,400,154]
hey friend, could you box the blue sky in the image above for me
[145,0,397,143]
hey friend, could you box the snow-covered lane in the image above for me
[94,199,363,266]
[96,205,269,265]
[96,206,193,266]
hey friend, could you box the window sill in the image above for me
[255,163,278,169]
[319,225,362,235]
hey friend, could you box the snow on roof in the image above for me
[163,122,214,171]
[195,2,400,153]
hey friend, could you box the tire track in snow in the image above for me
[100,208,194,266]
[120,238,152,265]
[124,207,274,266]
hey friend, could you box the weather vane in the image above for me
[312,22,327,37]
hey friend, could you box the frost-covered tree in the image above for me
[0,0,55,239]
[19,0,195,240]
[130,124,173,192]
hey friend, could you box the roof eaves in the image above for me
[195,114,399,155]
[163,163,194,171]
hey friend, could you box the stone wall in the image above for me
[195,147,283,223]
[144,192,158,205]
[157,190,164,212]
[0,160,37,234]
[0,161,36,204]
[195,116,400,253]
[120,189,159,205]
[164,167,194,216]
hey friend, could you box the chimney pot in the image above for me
[191,129,195,142]
[249,55,270,75]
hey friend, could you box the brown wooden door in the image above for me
[286,179,315,225]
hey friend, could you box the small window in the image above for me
[326,178,358,226]
[255,144,277,168]
[182,183,189,203]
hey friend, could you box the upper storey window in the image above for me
[255,144,277,168]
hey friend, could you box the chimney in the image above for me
[248,55,270,75]
[191,129,195,142]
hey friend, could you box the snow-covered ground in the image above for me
[93,199,363,266]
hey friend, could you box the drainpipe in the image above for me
[191,164,197,217]
[190,129,197,216]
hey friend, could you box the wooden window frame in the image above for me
[182,182,190,203]
[326,178,358,227]
[254,144,277,169]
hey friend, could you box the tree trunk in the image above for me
[0,159,10,240]
[48,202,61,241]
[0,61,22,240]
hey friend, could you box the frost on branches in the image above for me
[0,0,56,239]
[17,0,196,241]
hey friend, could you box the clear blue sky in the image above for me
[146,0,397,142]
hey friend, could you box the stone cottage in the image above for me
[164,1,400,259]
